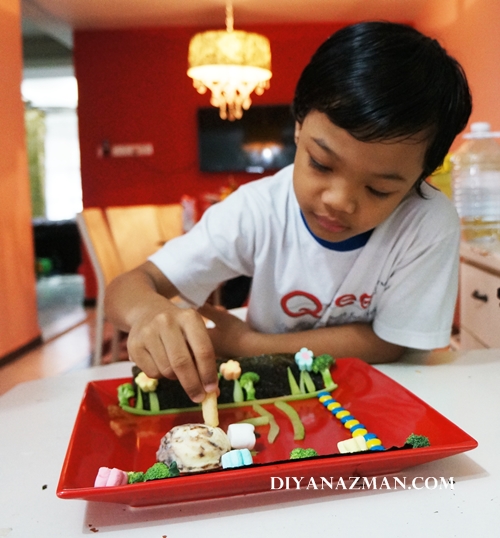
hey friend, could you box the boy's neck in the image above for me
[300,211,374,251]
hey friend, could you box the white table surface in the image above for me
[1,347,499,537]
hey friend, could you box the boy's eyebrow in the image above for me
[312,137,407,182]
[313,136,335,155]
[371,171,406,181]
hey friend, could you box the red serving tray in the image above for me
[56,358,477,507]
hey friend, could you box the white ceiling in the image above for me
[22,0,432,47]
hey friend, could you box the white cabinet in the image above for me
[460,242,500,349]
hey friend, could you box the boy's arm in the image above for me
[104,261,218,402]
[199,304,405,363]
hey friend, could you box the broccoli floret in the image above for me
[117,382,135,407]
[240,371,260,401]
[311,354,337,390]
[144,462,170,481]
[132,462,178,483]
[290,448,319,460]
[406,433,431,448]
[127,471,145,484]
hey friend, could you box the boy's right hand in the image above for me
[125,297,218,404]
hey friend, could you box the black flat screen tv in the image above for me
[197,104,296,174]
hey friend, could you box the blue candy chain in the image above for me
[317,390,385,451]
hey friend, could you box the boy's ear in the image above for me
[294,121,302,146]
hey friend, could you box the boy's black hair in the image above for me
[292,21,472,194]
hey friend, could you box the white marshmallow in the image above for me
[227,423,256,450]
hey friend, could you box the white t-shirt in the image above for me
[149,164,460,350]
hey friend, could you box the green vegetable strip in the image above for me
[135,387,144,410]
[274,400,305,440]
[148,391,160,413]
[119,387,329,416]
[287,367,301,395]
[253,403,280,443]
[233,379,244,403]
[299,371,306,394]
[268,419,280,443]
[302,371,317,393]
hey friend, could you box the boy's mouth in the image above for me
[314,214,350,234]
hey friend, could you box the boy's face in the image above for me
[293,110,428,242]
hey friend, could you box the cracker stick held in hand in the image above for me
[202,392,219,427]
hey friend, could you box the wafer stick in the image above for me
[202,392,219,427]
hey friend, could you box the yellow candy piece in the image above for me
[319,395,332,403]
[344,419,359,429]
[337,435,368,453]
[327,402,341,411]
[366,438,382,448]
[352,428,368,437]
[335,410,350,419]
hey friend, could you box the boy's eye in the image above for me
[367,186,391,198]
[308,156,331,172]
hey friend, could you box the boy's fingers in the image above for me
[127,327,175,378]
[182,321,218,393]
[128,353,161,379]
[127,306,216,403]
[146,337,178,379]
[127,337,161,378]
[158,325,214,403]
[160,340,203,402]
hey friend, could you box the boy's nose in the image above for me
[322,184,356,214]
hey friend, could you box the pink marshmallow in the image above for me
[94,467,111,487]
[106,468,129,486]
[94,467,129,487]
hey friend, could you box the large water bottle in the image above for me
[451,122,500,243]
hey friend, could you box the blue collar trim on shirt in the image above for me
[300,211,374,251]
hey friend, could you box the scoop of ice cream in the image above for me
[156,423,231,472]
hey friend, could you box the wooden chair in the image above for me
[105,205,164,271]
[156,203,184,244]
[76,208,124,366]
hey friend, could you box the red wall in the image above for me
[416,0,500,141]
[73,23,347,209]
[73,22,349,298]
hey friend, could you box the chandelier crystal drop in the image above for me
[187,2,272,120]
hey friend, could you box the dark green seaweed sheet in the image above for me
[130,353,324,411]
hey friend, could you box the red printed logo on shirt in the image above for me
[335,294,356,307]
[335,293,372,309]
[281,291,373,318]
[360,293,372,309]
[281,291,323,318]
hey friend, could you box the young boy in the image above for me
[105,21,472,403]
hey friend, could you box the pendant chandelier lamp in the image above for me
[187,2,272,120]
